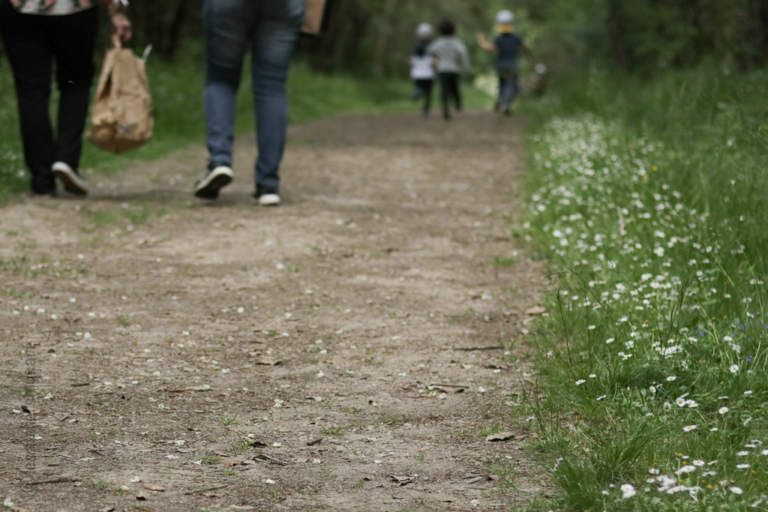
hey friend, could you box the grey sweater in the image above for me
[427,37,471,74]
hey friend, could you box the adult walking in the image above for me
[477,10,527,116]
[427,19,470,121]
[0,0,131,196]
[194,0,304,206]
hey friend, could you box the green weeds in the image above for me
[521,67,768,510]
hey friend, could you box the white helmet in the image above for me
[416,23,433,39]
[496,10,514,26]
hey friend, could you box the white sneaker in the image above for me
[258,193,281,206]
[52,161,88,196]
[194,165,234,199]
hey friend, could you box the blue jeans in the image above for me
[204,0,303,192]
[497,69,518,108]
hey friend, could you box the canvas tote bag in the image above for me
[302,0,330,35]
[89,36,154,154]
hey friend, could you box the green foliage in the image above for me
[521,67,768,510]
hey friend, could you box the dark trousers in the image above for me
[413,79,433,114]
[498,70,518,109]
[0,4,98,194]
[438,72,461,119]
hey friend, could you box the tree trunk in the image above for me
[371,0,398,79]
[165,0,190,60]
[607,0,630,71]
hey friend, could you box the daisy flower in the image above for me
[620,484,636,499]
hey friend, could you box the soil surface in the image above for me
[0,111,548,511]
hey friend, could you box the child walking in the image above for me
[427,19,471,120]
[410,23,435,118]
[477,10,526,115]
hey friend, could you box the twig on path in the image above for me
[306,437,324,446]
[25,476,78,485]
[450,346,504,351]
[255,453,289,466]
[183,484,229,495]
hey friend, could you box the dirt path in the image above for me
[0,111,547,511]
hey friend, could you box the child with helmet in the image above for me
[477,10,527,116]
[410,22,435,118]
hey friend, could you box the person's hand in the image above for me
[112,12,132,42]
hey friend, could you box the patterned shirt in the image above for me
[9,0,126,15]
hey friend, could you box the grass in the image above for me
[218,415,237,426]
[12,386,35,397]
[518,66,768,510]
[479,424,505,437]
[0,51,491,202]
[494,256,517,268]
[230,440,252,455]
[89,478,111,491]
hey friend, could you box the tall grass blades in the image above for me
[523,69,767,511]
[0,70,27,201]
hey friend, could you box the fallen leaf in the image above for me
[177,448,196,453]
[246,440,267,448]
[229,506,255,511]
[390,475,414,486]
[255,356,281,366]
[306,437,324,446]
[135,493,149,501]
[202,492,223,498]
[525,306,547,315]
[143,483,166,492]
[485,431,515,442]
[428,385,465,394]
[323,359,344,366]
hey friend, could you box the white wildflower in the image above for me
[620,484,636,499]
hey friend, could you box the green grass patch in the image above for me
[494,256,517,268]
[519,66,768,510]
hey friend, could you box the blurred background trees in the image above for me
[1,0,766,80]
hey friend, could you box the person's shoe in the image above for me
[194,164,233,199]
[504,107,513,117]
[52,161,88,196]
[494,101,502,113]
[254,185,280,206]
